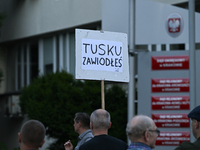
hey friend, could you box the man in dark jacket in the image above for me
[79,109,128,150]
[175,105,200,150]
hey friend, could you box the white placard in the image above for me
[76,29,129,82]
[82,39,123,72]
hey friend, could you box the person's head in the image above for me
[74,112,90,133]
[188,105,200,139]
[18,120,46,149]
[90,109,111,134]
[126,115,159,149]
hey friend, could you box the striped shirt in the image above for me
[127,142,152,150]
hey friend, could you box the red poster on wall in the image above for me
[156,131,190,146]
[152,113,190,128]
[152,55,189,70]
[152,96,190,110]
[151,78,189,92]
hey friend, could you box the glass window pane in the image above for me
[44,37,53,74]
[24,47,27,85]
[17,47,21,89]
[170,44,185,50]
[30,44,38,82]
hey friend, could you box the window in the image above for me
[170,44,185,50]
[30,44,38,82]
[15,43,38,90]
[44,37,53,75]
[69,32,75,77]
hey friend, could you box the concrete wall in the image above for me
[102,0,200,45]
[0,0,102,42]
[102,0,129,34]
[135,0,200,45]
[0,49,6,93]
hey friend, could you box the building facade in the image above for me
[0,0,199,149]
[0,0,101,149]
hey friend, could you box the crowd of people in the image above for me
[18,106,200,150]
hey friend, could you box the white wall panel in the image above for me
[0,0,101,42]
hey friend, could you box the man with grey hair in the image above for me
[79,109,128,150]
[18,119,46,150]
[126,115,159,150]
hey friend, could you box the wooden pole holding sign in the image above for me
[101,80,105,110]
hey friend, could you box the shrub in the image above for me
[20,71,127,150]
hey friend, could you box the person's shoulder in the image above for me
[107,135,128,147]
[108,135,126,142]
[83,130,93,142]
[80,135,128,150]
[86,131,93,137]
[174,141,200,150]
[79,141,89,150]
[80,137,95,148]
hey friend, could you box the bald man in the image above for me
[79,109,128,150]
[126,115,159,150]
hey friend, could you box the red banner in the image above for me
[152,78,189,92]
[152,113,190,128]
[152,96,190,110]
[152,55,189,70]
[156,131,190,146]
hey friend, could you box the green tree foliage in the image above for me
[105,85,128,140]
[19,71,127,150]
[0,142,7,150]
